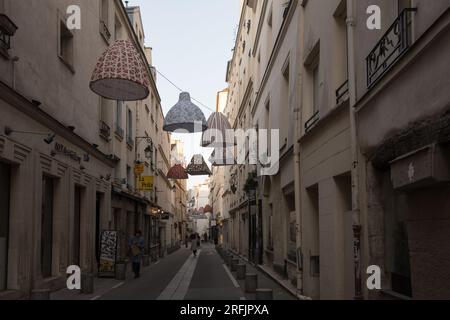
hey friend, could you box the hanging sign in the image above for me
[98,231,118,278]
[134,163,145,175]
[138,176,154,191]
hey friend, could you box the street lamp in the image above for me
[144,145,153,160]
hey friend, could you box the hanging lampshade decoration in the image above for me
[185,154,212,176]
[163,92,207,133]
[167,164,189,180]
[204,205,213,214]
[90,40,150,101]
[201,112,234,147]
[209,148,236,167]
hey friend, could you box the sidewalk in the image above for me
[51,252,174,300]
[219,248,298,300]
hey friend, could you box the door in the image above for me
[73,186,82,266]
[41,176,54,278]
[0,162,11,291]
[95,193,103,265]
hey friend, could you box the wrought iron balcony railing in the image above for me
[99,120,111,141]
[366,8,417,88]
[305,110,320,133]
[336,79,349,105]
[115,123,124,139]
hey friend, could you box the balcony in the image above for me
[305,110,320,133]
[366,8,417,88]
[336,79,349,105]
[115,123,124,140]
[126,136,134,149]
[99,120,111,141]
[99,20,111,44]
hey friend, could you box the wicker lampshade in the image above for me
[163,92,207,133]
[90,40,150,101]
[167,164,189,180]
[201,112,234,147]
[185,155,212,176]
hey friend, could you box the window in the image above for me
[281,58,290,145]
[126,108,133,147]
[100,0,111,43]
[312,64,320,113]
[115,101,124,139]
[126,166,132,188]
[41,176,54,278]
[58,19,74,72]
[114,16,122,41]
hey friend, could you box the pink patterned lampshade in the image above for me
[90,40,150,101]
[167,164,189,180]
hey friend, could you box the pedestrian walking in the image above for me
[190,233,200,257]
[185,235,189,248]
[128,230,144,279]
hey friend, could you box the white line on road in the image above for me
[240,297,247,300]
[157,250,201,300]
[223,264,240,288]
[112,282,125,289]
[90,295,102,301]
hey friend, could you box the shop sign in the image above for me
[138,176,154,191]
[134,163,145,175]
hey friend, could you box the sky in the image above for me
[130,0,241,189]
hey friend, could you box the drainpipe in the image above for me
[346,0,363,300]
[294,4,304,298]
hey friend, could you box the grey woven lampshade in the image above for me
[201,112,234,147]
[163,92,207,133]
[185,154,212,176]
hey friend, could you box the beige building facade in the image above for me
[0,0,173,298]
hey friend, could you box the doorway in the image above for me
[73,186,82,266]
[0,162,11,291]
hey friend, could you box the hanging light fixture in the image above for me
[167,164,189,180]
[204,205,213,214]
[201,112,234,147]
[185,154,212,176]
[163,92,207,133]
[90,40,150,101]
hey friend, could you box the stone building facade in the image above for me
[0,0,173,298]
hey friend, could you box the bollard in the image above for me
[226,254,233,267]
[236,263,246,280]
[256,289,273,300]
[245,273,258,293]
[142,255,150,267]
[30,289,51,300]
[231,258,239,272]
[81,273,94,294]
[115,262,127,281]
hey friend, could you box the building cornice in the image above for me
[0,79,116,168]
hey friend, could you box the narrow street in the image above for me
[51,244,294,301]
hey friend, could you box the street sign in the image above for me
[134,163,145,175]
[138,176,154,191]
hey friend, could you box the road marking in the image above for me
[223,264,240,288]
[112,282,125,289]
[240,297,247,300]
[157,250,201,300]
[154,261,160,265]
[90,295,102,301]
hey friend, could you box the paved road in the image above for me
[100,243,244,300]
